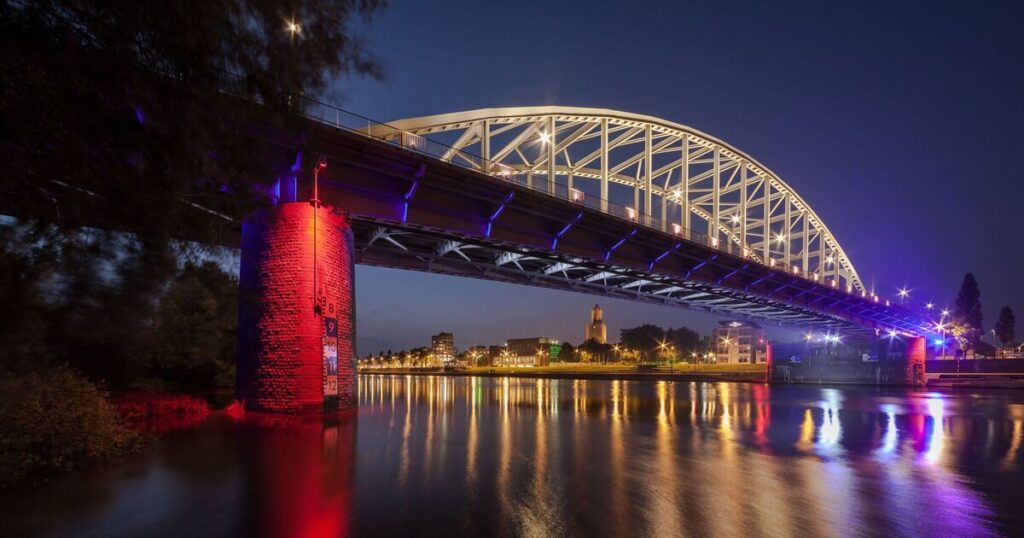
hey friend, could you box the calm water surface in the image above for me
[3,376,1024,537]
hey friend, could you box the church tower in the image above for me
[585,304,608,344]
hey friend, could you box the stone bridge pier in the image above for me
[235,201,357,413]
[769,335,927,386]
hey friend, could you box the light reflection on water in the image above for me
[3,376,1024,537]
[358,376,1020,537]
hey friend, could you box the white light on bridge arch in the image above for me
[538,132,551,144]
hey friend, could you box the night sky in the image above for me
[334,1,1023,354]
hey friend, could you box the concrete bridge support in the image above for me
[769,336,927,386]
[235,202,357,413]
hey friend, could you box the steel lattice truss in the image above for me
[384,107,864,293]
[352,223,913,332]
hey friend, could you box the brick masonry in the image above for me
[236,202,356,413]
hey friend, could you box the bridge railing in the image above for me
[299,98,869,296]
[301,100,726,241]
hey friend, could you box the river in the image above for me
[2,376,1023,537]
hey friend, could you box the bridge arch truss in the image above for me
[384,107,864,293]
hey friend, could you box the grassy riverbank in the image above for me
[361,363,767,382]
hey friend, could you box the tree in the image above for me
[996,306,1016,345]
[954,273,983,348]
[558,342,577,362]
[619,324,666,361]
[0,1,385,386]
[578,338,613,363]
[666,326,702,354]
[151,262,238,390]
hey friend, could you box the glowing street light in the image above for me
[926,303,934,310]
[898,288,909,298]
[941,309,950,318]
[286,19,302,36]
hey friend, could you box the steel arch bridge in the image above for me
[287,102,927,335]
[384,107,863,294]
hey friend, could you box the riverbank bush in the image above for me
[0,368,137,489]
[114,392,210,433]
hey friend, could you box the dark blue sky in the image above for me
[334,0,1023,354]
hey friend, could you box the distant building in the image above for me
[498,337,560,366]
[585,304,608,344]
[713,321,767,363]
[431,332,455,364]
[487,345,504,365]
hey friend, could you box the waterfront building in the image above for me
[431,332,456,364]
[712,321,767,363]
[585,304,608,344]
[488,345,504,364]
[498,337,560,366]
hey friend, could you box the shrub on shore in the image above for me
[114,392,210,433]
[0,367,138,489]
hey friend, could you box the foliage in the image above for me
[619,324,666,360]
[151,261,238,389]
[2,0,386,242]
[954,273,983,348]
[578,338,613,363]
[0,225,52,372]
[666,326,703,354]
[558,342,577,362]
[948,322,973,357]
[114,392,210,433]
[995,306,1016,345]
[0,0,385,388]
[0,366,138,488]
